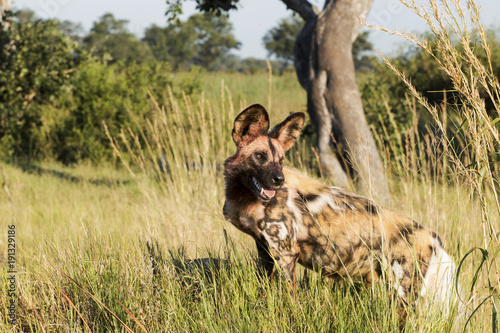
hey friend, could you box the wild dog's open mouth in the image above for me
[249,176,276,200]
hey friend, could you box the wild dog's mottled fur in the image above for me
[223,104,457,309]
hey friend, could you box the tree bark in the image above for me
[284,0,390,202]
[0,0,11,30]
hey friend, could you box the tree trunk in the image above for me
[0,0,11,30]
[284,0,390,202]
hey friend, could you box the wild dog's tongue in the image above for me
[260,188,276,199]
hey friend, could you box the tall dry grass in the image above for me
[0,73,493,332]
[368,0,500,330]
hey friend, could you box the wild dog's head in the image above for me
[224,104,305,202]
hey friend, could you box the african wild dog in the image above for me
[223,104,458,311]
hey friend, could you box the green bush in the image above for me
[0,11,204,165]
[51,60,173,164]
[0,12,84,160]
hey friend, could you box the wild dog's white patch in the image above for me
[287,191,304,241]
[420,238,464,314]
[330,187,372,203]
[381,255,388,269]
[261,230,279,254]
[304,194,331,214]
[305,193,343,215]
[421,241,455,300]
[330,187,378,212]
[265,222,288,241]
[391,260,406,297]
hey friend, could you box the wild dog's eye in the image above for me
[254,152,265,160]
[279,157,284,165]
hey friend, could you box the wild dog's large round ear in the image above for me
[232,104,270,146]
[269,112,305,152]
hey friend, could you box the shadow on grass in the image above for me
[20,164,132,187]
[144,239,232,285]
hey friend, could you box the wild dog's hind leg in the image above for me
[390,249,432,327]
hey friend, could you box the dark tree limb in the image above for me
[281,0,319,21]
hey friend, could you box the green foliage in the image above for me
[165,0,185,23]
[263,15,302,65]
[144,12,240,71]
[83,13,153,64]
[143,23,195,67]
[0,10,84,160]
[0,11,208,164]
[358,60,414,140]
[165,0,239,21]
[13,9,36,24]
[4,3,500,173]
[56,20,85,43]
[352,31,375,71]
[194,0,239,15]
[51,60,172,164]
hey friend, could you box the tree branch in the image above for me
[281,0,319,21]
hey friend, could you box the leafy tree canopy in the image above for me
[263,15,302,65]
[144,12,240,71]
[83,13,153,64]
[165,0,239,20]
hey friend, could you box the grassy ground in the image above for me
[0,148,494,332]
[0,69,497,332]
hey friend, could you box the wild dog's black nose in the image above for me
[273,174,285,186]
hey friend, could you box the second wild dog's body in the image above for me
[223,104,456,308]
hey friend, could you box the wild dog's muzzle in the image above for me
[249,171,284,201]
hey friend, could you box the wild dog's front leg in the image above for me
[258,222,300,290]
[255,238,275,280]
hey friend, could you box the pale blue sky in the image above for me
[13,0,500,58]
